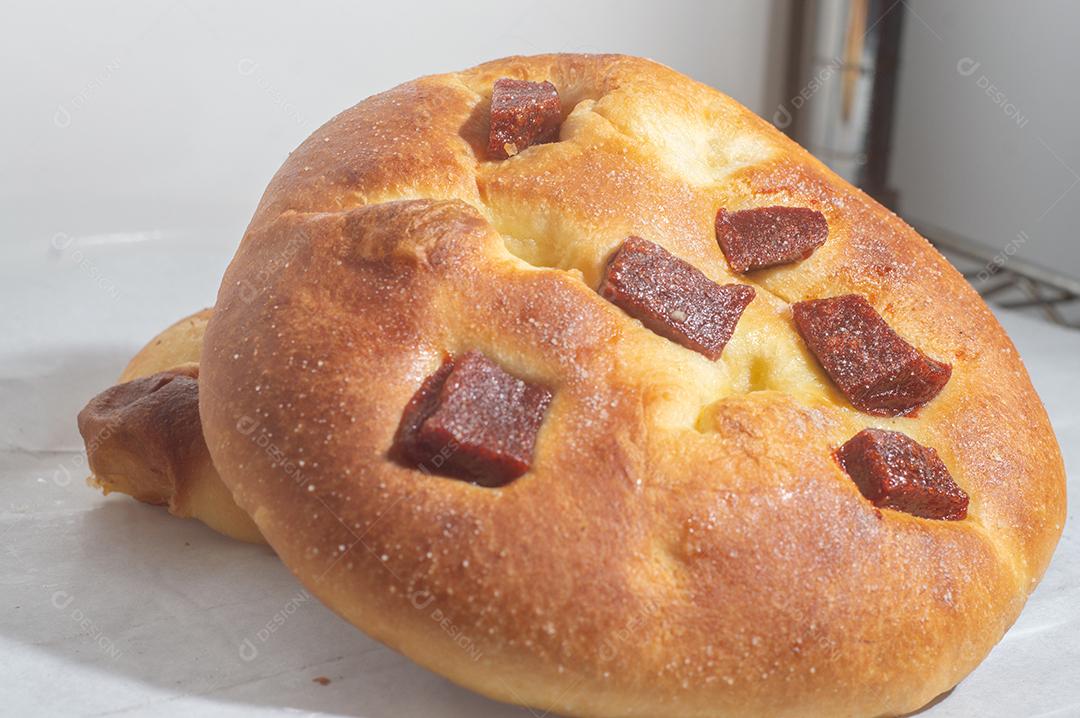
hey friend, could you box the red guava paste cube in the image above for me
[836,428,968,520]
[488,78,562,160]
[716,206,829,273]
[394,351,552,486]
[793,294,951,415]
[599,236,755,360]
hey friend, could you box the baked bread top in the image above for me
[198,54,1065,717]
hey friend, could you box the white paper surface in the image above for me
[1,225,1077,717]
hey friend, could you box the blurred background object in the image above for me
[2,0,1076,325]
[782,0,1079,327]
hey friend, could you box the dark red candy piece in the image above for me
[487,78,562,160]
[599,236,755,360]
[393,351,552,486]
[393,357,457,465]
[836,428,968,520]
[715,206,829,272]
[792,294,951,416]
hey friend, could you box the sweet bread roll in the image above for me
[130,54,1062,716]
[78,310,263,543]
[118,309,212,382]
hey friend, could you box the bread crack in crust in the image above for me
[195,55,1064,718]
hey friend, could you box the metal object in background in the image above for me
[914,222,1080,328]
[782,0,1079,329]
[782,0,902,206]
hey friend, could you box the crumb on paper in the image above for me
[312,676,331,686]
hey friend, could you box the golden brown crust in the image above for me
[119,308,213,382]
[79,364,202,506]
[199,54,1065,717]
[79,310,264,544]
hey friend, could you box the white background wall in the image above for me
[7,1,1072,289]
[0,0,791,428]
[890,1,1079,275]
[1,0,789,243]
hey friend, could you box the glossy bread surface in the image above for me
[197,54,1066,718]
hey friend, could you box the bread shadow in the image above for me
[1,495,537,717]
[902,688,956,716]
[1,342,543,715]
